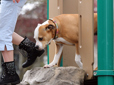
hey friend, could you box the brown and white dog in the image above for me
[34,13,97,68]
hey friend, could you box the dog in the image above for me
[34,13,97,68]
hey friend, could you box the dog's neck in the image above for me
[49,18,59,39]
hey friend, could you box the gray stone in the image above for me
[18,67,86,85]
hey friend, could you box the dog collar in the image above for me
[49,18,59,39]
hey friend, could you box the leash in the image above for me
[49,18,59,39]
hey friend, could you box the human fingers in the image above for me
[12,0,15,3]
[16,0,20,3]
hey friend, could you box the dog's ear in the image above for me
[46,24,55,31]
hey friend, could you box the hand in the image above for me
[12,0,20,3]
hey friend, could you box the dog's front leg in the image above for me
[75,43,83,69]
[44,44,63,68]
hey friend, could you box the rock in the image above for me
[18,67,86,85]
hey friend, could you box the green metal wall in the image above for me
[47,0,49,64]
[94,0,114,85]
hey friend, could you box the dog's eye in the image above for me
[38,37,43,41]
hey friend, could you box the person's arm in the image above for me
[12,0,20,3]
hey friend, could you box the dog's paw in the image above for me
[44,64,54,68]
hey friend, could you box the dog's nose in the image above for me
[35,45,39,50]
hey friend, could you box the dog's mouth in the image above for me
[35,39,52,51]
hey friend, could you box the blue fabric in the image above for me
[0,0,26,51]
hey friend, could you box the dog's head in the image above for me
[34,20,55,50]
